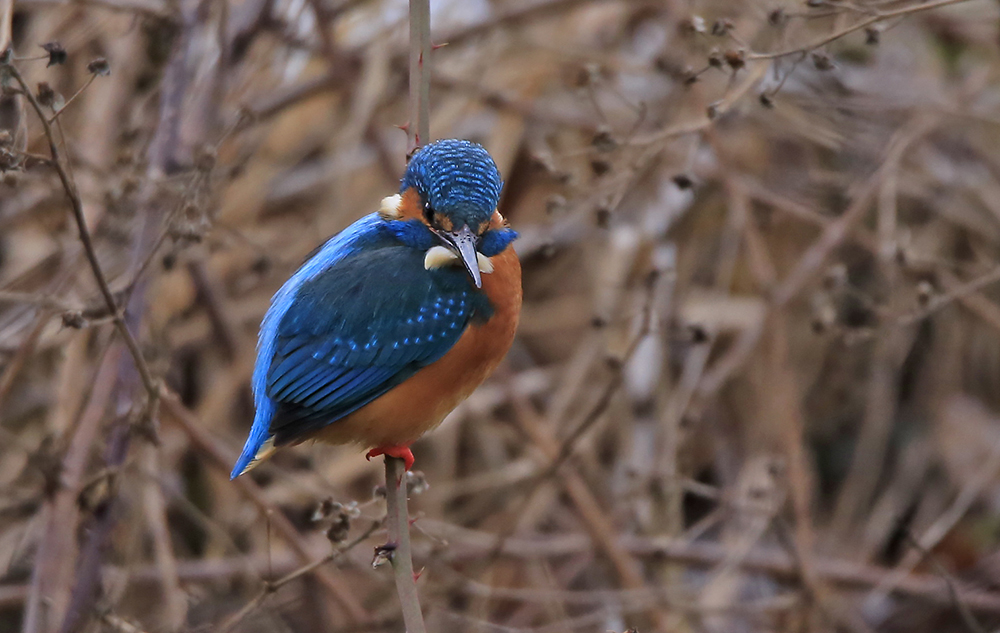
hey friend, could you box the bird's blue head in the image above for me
[401,139,502,232]
[380,139,516,288]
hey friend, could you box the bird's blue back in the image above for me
[231,214,492,477]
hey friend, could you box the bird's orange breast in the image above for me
[313,246,522,448]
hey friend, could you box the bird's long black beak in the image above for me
[440,225,482,288]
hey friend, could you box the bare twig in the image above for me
[3,63,160,402]
[23,343,122,633]
[217,521,380,633]
[0,0,11,52]
[407,0,430,153]
[383,457,426,633]
[748,0,976,60]
[901,533,987,633]
[160,392,371,623]
[47,75,96,124]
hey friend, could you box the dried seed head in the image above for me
[590,158,611,176]
[591,127,618,152]
[40,42,67,67]
[372,544,396,568]
[711,19,734,37]
[672,173,694,190]
[312,497,337,522]
[724,49,746,71]
[680,15,707,34]
[811,51,833,71]
[87,58,111,76]
[62,311,87,329]
[36,82,56,108]
[708,49,724,68]
[326,513,350,544]
[405,470,429,496]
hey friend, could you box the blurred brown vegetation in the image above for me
[3,0,1000,631]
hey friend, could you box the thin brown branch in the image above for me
[407,0,430,152]
[383,456,426,633]
[511,396,673,633]
[0,0,12,52]
[217,521,380,633]
[47,75,96,125]
[160,392,371,624]
[748,0,976,60]
[3,63,160,403]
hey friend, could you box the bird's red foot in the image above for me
[366,445,415,470]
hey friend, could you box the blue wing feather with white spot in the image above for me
[231,214,489,477]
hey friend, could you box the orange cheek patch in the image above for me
[488,210,506,231]
[397,187,428,223]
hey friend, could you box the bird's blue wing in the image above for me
[265,242,485,436]
[232,219,489,477]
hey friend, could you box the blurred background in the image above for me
[3,0,1000,631]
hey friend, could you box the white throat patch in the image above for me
[423,246,494,274]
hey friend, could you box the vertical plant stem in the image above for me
[384,456,426,633]
[407,0,430,153]
[0,0,12,52]
[387,1,431,629]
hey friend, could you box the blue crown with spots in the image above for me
[400,139,503,230]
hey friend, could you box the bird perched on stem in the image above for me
[232,139,521,477]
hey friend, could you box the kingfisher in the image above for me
[231,139,521,477]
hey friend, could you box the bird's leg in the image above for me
[366,444,415,471]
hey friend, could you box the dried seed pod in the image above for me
[591,127,618,152]
[711,19,734,37]
[36,82,56,108]
[41,42,67,67]
[672,173,694,190]
[405,471,428,496]
[724,49,746,71]
[87,57,111,76]
[62,311,87,329]
[811,51,834,71]
[326,512,350,543]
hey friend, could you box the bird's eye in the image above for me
[423,202,434,225]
